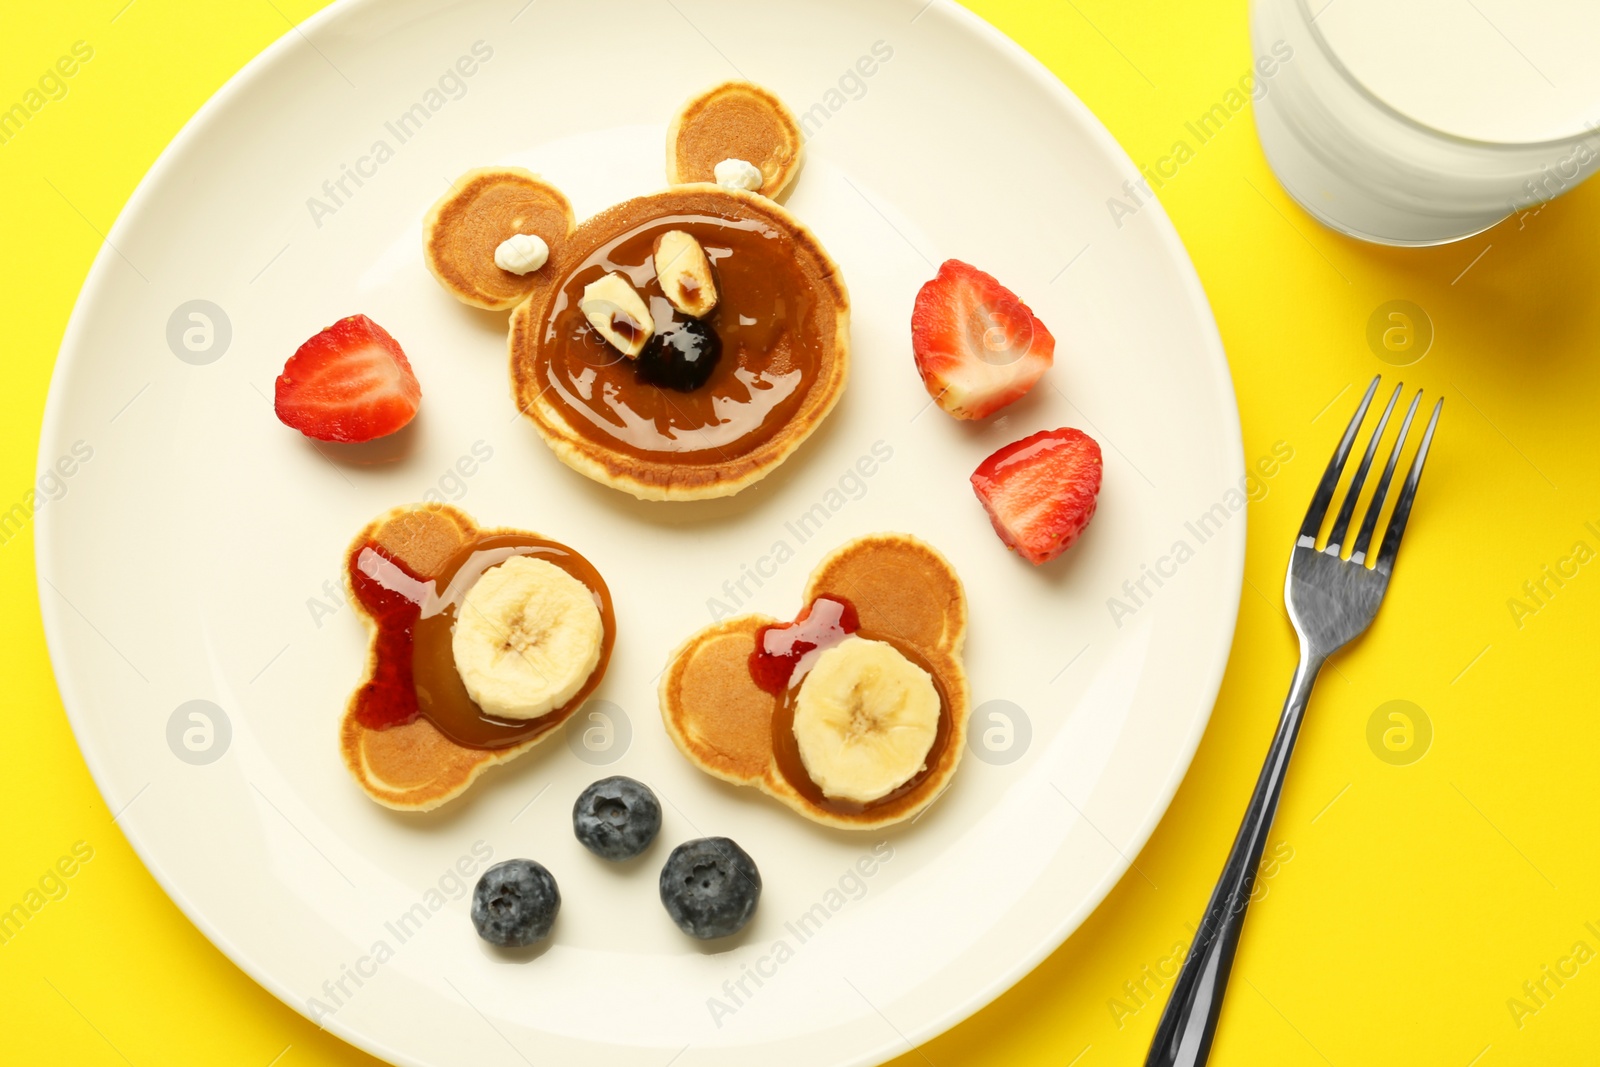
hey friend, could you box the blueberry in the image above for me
[637,317,721,391]
[471,859,559,947]
[573,776,662,861]
[659,837,761,940]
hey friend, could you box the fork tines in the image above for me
[1298,376,1442,572]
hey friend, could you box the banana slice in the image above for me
[579,272,653,357]
[791,636,941,803]
[452,555,603,721]
[652,230,718,318]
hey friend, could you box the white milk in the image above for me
[1251,0,1600,244]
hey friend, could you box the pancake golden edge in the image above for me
[340,503,591,812]
[423,167,576,312]
[507,184,850,501]
[666,80,804,198]
[658,534,970,830]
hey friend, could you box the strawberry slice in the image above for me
[274,315,421,443]
[971,427,1102,565]
[911,259,1055,420]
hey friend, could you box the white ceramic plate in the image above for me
[37,1,1243,1064]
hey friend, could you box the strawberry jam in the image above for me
[348,543,430,730]
[748,595,859,694]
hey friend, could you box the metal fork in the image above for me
[1145,376,1442,1067]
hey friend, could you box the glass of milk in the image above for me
[1251,0,1600,245]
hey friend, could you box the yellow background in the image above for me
[4,1,1598,1064]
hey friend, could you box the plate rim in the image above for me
[35,1,1245,1063]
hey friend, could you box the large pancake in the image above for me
[658,534,969,829]
[666,81,804,198]
[339,503,603,811]
[507,185,849,501]
[424,168,576,311]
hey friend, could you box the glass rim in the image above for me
[1293,0,1600,152]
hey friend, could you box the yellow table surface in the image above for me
[5,2,1598,1064]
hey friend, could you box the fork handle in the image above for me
[1144,650,1325,1067]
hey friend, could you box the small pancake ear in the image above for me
[363,503,477,576]
[345,714,492,809]
[665,81,804,198]
[803,534,967,658]
[658,618,777,788]
[423,168,575,311]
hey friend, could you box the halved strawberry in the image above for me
[274,315,421,443]
[911,259,1055,420]
[971,427,1102,565]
